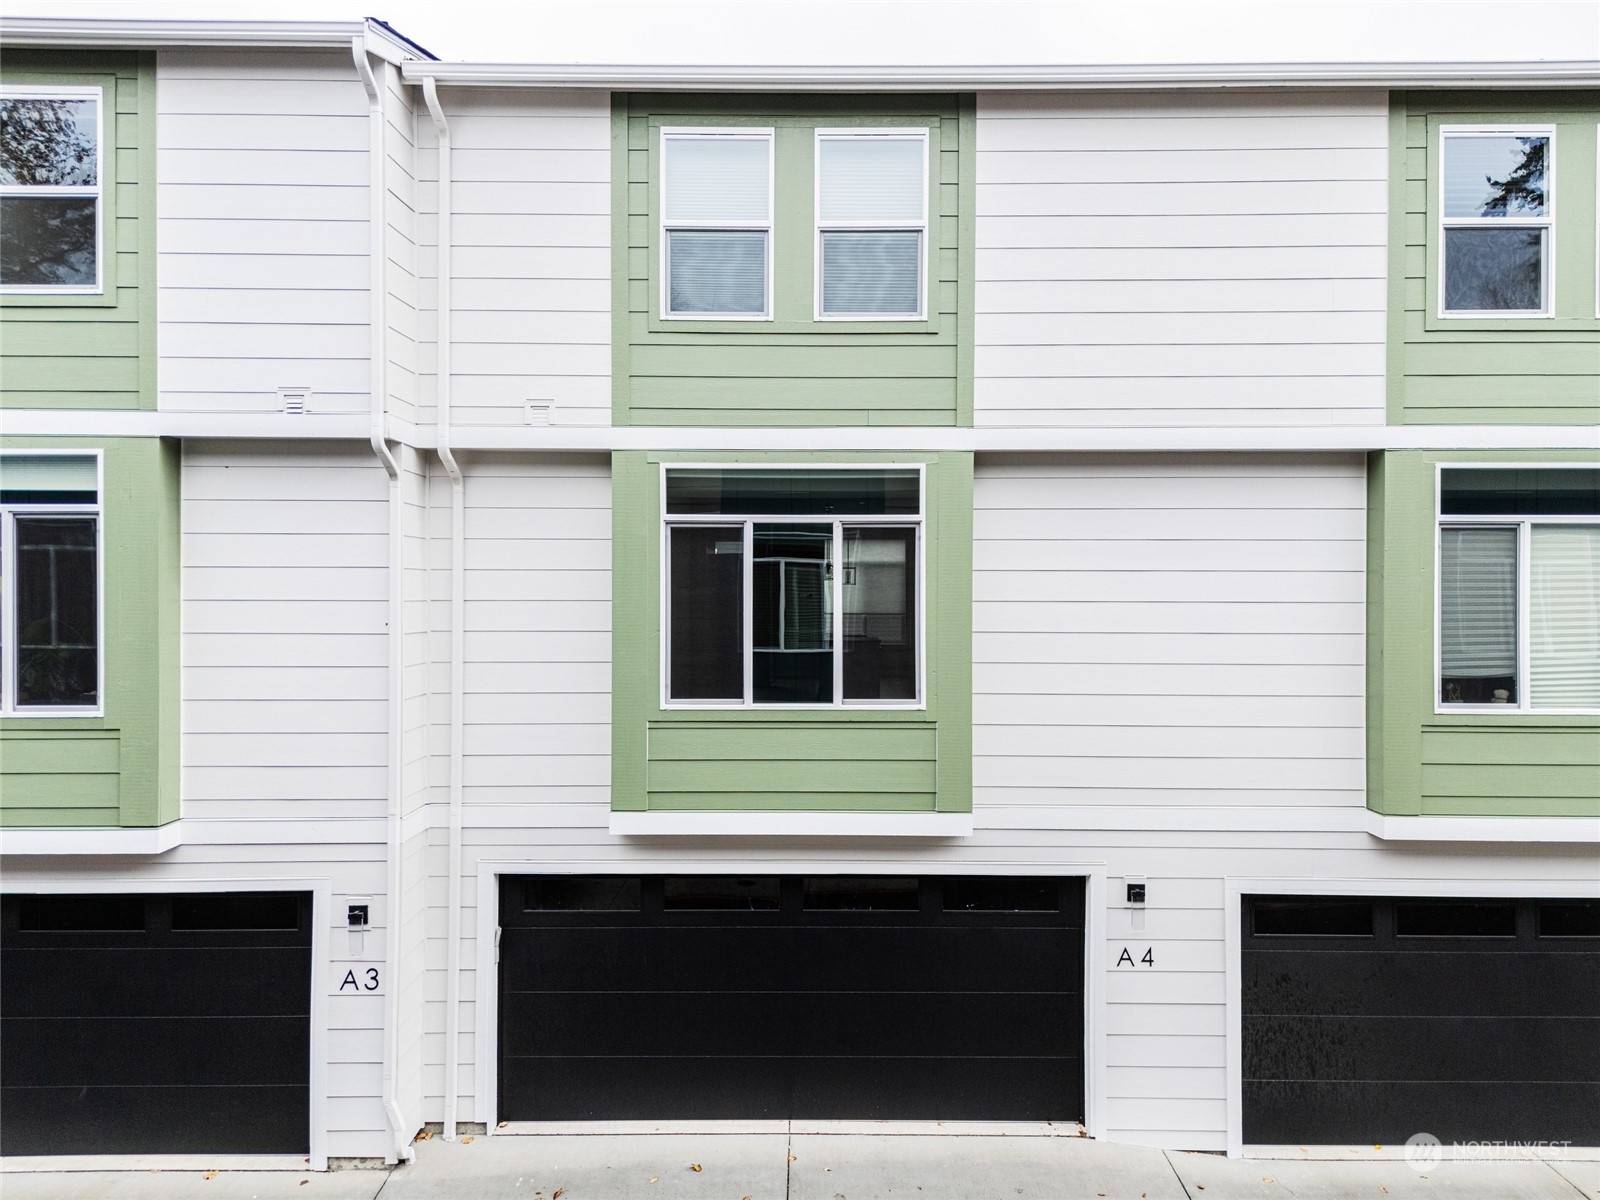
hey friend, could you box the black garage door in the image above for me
[1,891,312,1156]
[499,875,1084,1121]
[1243,894,1600,1145]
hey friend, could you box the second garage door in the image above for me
[499,874,1085,1122]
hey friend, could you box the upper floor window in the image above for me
[0,86,103,293]
[0,454,101,713]
[1439,127,1552,317]
[664,467,921,707]
[661,128,773,319]
[815,129,928,320]
[1438,466,1599,712]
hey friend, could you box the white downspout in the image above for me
[353,36,414,1167]
[421,75,467,1145]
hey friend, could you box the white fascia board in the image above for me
[0,822,183,856]
[1364,810,1600,843]
[401,59,1600,90]
[2,411,1596,453]
[609,812,975,837]
[0,18,427,64]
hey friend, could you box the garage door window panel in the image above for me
[1438,466,1600,712]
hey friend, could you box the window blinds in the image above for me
[663,137,768,222]
[1530,524,1600,708]
[818,137,924,221]
[1440,527,1517,678]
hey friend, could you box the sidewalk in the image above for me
[2,1126,1596,1200]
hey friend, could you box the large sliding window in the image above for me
[665,467,921,706]
[1438,466,1599,711]
[0,454,101,713]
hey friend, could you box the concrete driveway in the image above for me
[2,1125,1595,1200]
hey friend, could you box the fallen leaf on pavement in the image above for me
[553,1189,564,1200]
[462,1136,475,1144]
[690,1163,702,1172]
[649,1177,658,1184]
[417,1130,434,1141]
[300,1182,309,1187]
[203,1171,218,1180]
[1373,1145,1383,1151]
[1264,1178,1274,1184]
[788,1154,797,1162]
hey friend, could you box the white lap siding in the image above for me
[974,91,1388,427]
[156,51,376,415]
[182,439,395,1158]
[417,90,612,428]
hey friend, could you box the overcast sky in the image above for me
[6,0,1598,65]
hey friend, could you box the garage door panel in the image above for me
[1,946,314,1018]
[501,1054,1085,1122]
[3,1015,311,1087]
[499,875,1086,1122]
[509,925,1080,995]
[0,1084,311,1157]
[501,989,1082,1059]
[1242,895,1600,1147]
[0,892,311,1157]
[1244,1014,1600,1082]
[1244,1080,1600,1146]
[1243,949,1600,1018]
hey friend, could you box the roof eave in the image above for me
[0,17,430,63]
[399,59,1600,89]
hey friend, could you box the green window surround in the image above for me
[613,450,972,816]
[0,50,156,411]
[0,437,180,829]
[1386,90,1600,425]
[1368,449,1600,820]
[613,93,976,428]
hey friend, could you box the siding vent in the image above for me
[278,388,310,415]
[524,401,553,425]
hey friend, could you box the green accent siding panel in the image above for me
[1388,90,1600,425]
[1367,449,1600,819]
[0,51,157,412]
[611,94,974,428]
[612,450,973,815]
[0,437,181,828]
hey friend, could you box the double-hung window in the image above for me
[665,467,921,706]
[0,86,103,292]
[815,129,928,319]
[1439,127,1553,316]
[1438,467,1599,711]
[660,128,773,318]
[0,454,101,713]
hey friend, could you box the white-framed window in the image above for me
[1439,126,1554,317]
[0,86,104,293]
[1437,465,1599,713]
[814,128,928,320]
[659,127,773,319]
[0,453,103,715]
[663,466,923,708]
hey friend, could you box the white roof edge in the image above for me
[400,59,1600,89]
[0,17,430,63]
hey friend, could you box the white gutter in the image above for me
[353,37,415,1168]
[421,76,468,1146]
[401,58,1600,89]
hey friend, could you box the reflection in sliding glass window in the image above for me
[665,468,921,706]
[1439,467,1599,711]
[0,455,100,712]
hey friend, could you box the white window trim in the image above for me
[658,462,927,711]
[0,448,105,717]
[658,126,774,321]
[813,127,929,322]
[0,84,105,296]
[1433,461,1600,716]
[1437,124,1556,319]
